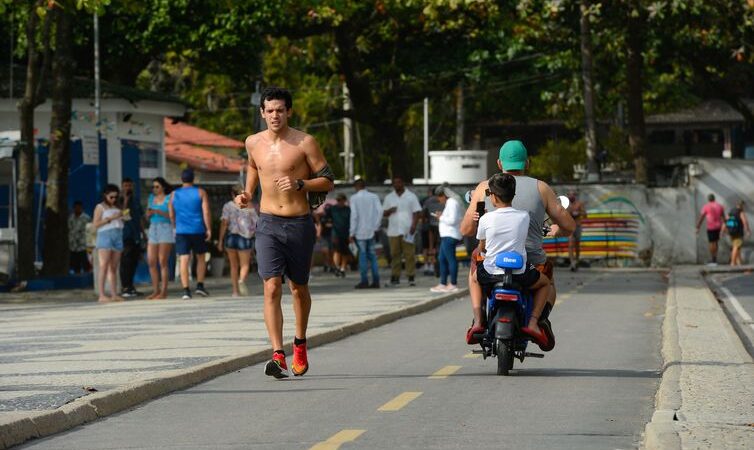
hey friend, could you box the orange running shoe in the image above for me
[292,342,309,376]
[264,352,289,379]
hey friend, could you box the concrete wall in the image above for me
[550,184,697,267]
[329,158,754,267]
[690,158,754,264]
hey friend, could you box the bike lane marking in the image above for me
[429,365,462,379]
[309,429,366,450]
[378,391,423,411]
[555,273,606,306]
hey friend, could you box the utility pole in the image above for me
[580,0,600,181]
[250,80,265,132]
[423,97,429,182]
[8,10,12,100]
[93,10,101,193]
[455,82,464,150]
[342,82,354,181]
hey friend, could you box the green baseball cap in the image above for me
[498,140,528,171]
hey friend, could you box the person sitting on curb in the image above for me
[474,173,552,349]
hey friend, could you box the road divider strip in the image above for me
[378,392,422,411]
[309,429,366,450]
[429,365,461,379]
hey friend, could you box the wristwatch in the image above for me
[296,179,304,191]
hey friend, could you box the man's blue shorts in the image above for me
[255,213,316,285]
[175,233,208,255]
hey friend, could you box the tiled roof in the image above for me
[165,143,246,173]
[646,99,754,125]
[164,119,246,173]
[164,119,244,148]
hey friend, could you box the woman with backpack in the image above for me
[726,200,751,266]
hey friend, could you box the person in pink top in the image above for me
[695,193,727,265]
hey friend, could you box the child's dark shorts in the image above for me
[476,261,541,294]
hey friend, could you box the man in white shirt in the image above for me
[383,176,422,286]
[349,179,383,289]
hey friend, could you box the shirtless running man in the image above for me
[235,87,334,379]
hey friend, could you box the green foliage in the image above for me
[529,138,586,183]
[602,126,632,169]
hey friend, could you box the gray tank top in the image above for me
[484,175,546,265]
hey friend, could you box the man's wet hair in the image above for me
[708,193,715,202]
[488,173,516,203]
[260,87,293,110]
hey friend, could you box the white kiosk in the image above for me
[0,131,18,283]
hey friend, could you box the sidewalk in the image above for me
[0,269,466,449]
[644,265,754,449]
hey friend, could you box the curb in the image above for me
[643,269,682,449]
[0,290,467,449]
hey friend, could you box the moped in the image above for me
[468,194,570,375]
[471,251,544,375]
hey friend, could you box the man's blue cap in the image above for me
[181,168,195,183]
[498,140,528,171]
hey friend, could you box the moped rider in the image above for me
[475,173,553,347]
[460,140,575,351]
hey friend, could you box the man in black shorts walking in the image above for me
[236,87,334,379]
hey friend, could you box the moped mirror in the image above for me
[464,190,473,203]
[558,195,570,210]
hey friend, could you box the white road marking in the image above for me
[719,285,754,328]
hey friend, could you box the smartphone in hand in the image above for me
[476,201,486,218]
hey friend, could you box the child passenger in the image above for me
[474,173,552,349]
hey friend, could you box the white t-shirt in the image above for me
[382,189,422,237]
[476,207,530,275]
[438,197,463,240]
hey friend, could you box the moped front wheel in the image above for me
[495,339,514,376]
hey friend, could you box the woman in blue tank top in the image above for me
[145,177,174,299]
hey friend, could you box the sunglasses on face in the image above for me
[106,195,117,200]
[152,185,161,190]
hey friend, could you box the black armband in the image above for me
[311,164,335,182]
[307,164,334,210]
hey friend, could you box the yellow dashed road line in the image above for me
[378,391,423,411]
[554,274,606,307]
[429,365,462,379]
[310,429,366,450]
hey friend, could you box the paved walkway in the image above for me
[0,270,459,414]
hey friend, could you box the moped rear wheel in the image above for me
[495,339,514,376]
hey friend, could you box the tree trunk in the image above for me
[16,0,46,280]
[626,1,648,184]
[580,0,599,181]
[42,4,75,276]
[374,118,410,180]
